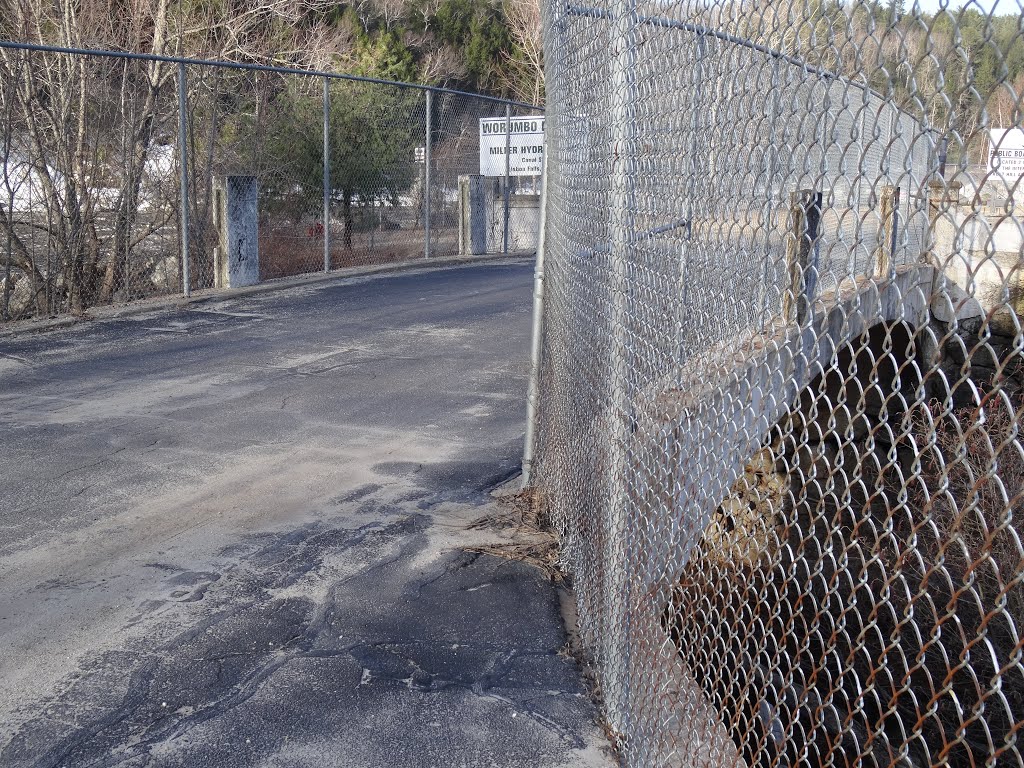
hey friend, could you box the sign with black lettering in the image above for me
[989,129,1024,180]
[479,117,544,177]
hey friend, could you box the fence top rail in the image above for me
[0,40,544,112]
[561,3,925,130]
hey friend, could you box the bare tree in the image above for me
[411,0,444,33]
[0,0,180,312]
[0,0,342,316]
[988,72,1024,130]
[367,0,408,32]
[417,41,469,87]
[501,0,544,104]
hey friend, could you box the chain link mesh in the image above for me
[0,49,181,315]
[0,47,540,320]
[535,2,1024,766]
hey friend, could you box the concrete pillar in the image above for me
[460,175,542,255]
[459,175,488,256]
[506,193,541,253]
[213,176,260,289]
[873,185,900,279]
[483,178,502,253]
[926,180,961,269]
[783,189,823,325]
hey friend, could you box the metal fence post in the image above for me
[761,56,781,328]
[503,102,511,256]
[521,145,549,488]
[323,76,331,273]
[678,32,706,358]
[603,0,639,736]
[177,61,191,298]
[424,89,432,259]
[784,189,823,324]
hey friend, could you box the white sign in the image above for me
[479,117,544,177]
[989,128,1024,179]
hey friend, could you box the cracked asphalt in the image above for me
[0,260,616,768]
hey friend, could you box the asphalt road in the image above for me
[0,261,614,768]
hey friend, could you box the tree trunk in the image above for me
[98,0,169,303]
[101,108,160,304]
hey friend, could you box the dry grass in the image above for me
[465,488,561,581]
[259,228,325,280]
[258,225,438,281]
[663,386,1024,768]
[908,396,1024,624]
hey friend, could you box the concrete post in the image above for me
[458,175,487,255]
[213,176,260,289]
[874,185,900,279]
[499,194,540,253]
[485,178,502,252]
[783,189,823,325]
[926,180,961,270]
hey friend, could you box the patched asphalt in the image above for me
[0,260,616,768]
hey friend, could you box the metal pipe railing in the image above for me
[176,61,191,298]
[322,76,331,274]
[0,40,540,110]
[425,89,433,260]
[521,146,550,488]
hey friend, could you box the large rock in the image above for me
[1,272,37,319]
[150,255,180,292]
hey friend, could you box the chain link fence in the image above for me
[531,1,1024,766]
[0,44,542,321]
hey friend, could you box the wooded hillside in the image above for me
[0,0,543,103]
[742,0,1024,163]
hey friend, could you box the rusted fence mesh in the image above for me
[532,1,1024,766]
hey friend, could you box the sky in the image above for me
[904,0,1016,15]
